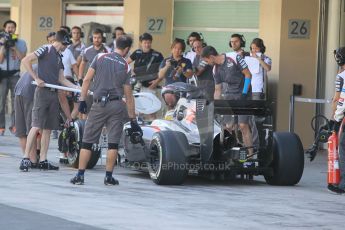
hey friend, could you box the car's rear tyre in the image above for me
[264,132,304,185]
[148,131,188,185]
[66,120,99,169]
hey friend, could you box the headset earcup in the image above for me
[229,41,232,48]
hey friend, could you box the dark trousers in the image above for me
[0,75,19,129]
[338,130,345,189]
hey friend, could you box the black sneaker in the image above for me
[70,175,84,185]
[327,184,345,195]
[19,158,31,171]
[30,162,38,169]
[104,176,119,186]
[39,160,59,170]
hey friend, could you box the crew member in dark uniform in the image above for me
[20,30,77,171]
[127,32,163,92]
[192,39,214,101]
[127,32,163,118]
[201,45,254,165]
[70,35,142,186]
[150,38,193,108]
[78,29,110,116]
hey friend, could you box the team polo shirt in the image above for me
[129,49,164,87]
[81,44,111,68]
[68,41,85,61]
[34,45,64,85]
[90,52,130,99]
[334,70,345,122]
[335,70,345,93]
[14,64,38,99]
[159,56,193,86]
[214,53,249,95]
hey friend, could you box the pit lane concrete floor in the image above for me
[0,131,344,230]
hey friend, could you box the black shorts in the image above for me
[82,100,127,144]
[31,88,60,130]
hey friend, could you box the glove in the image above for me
[78,100,87,114]
[78,79,83,87]
[64,118,73,128]
[329,120,341,133]
[130,119,143,135]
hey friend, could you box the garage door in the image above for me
[63,1,124,29]
[173,0,260,53]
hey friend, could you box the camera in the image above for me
[0,32,18,48]
[169,59,179,68]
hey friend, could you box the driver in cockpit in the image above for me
[161,85,179,120]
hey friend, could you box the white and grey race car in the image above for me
[59,82,304,186]
[121,82,304,185]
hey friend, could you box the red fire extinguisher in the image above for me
[328,131,340,185]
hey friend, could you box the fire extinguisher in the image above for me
[328,131,340,185]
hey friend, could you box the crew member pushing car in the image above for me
[71,35,142,186]
[201,45,254,164]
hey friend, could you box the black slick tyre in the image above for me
[264,132,304,185]
[66,119,100,169]
[148,131,188,185]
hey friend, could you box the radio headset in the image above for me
[187,32,207,51]
[229,34,246,48]
[71,26,84,38]
[112,26,125,39]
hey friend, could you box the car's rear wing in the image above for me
[214,99,273,116]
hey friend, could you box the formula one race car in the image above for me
[122,82,305,185]
[58,82,304,185]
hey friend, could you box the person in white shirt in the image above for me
[62,48,78,80]
[249,38,272,100]
[62,47,79,119]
